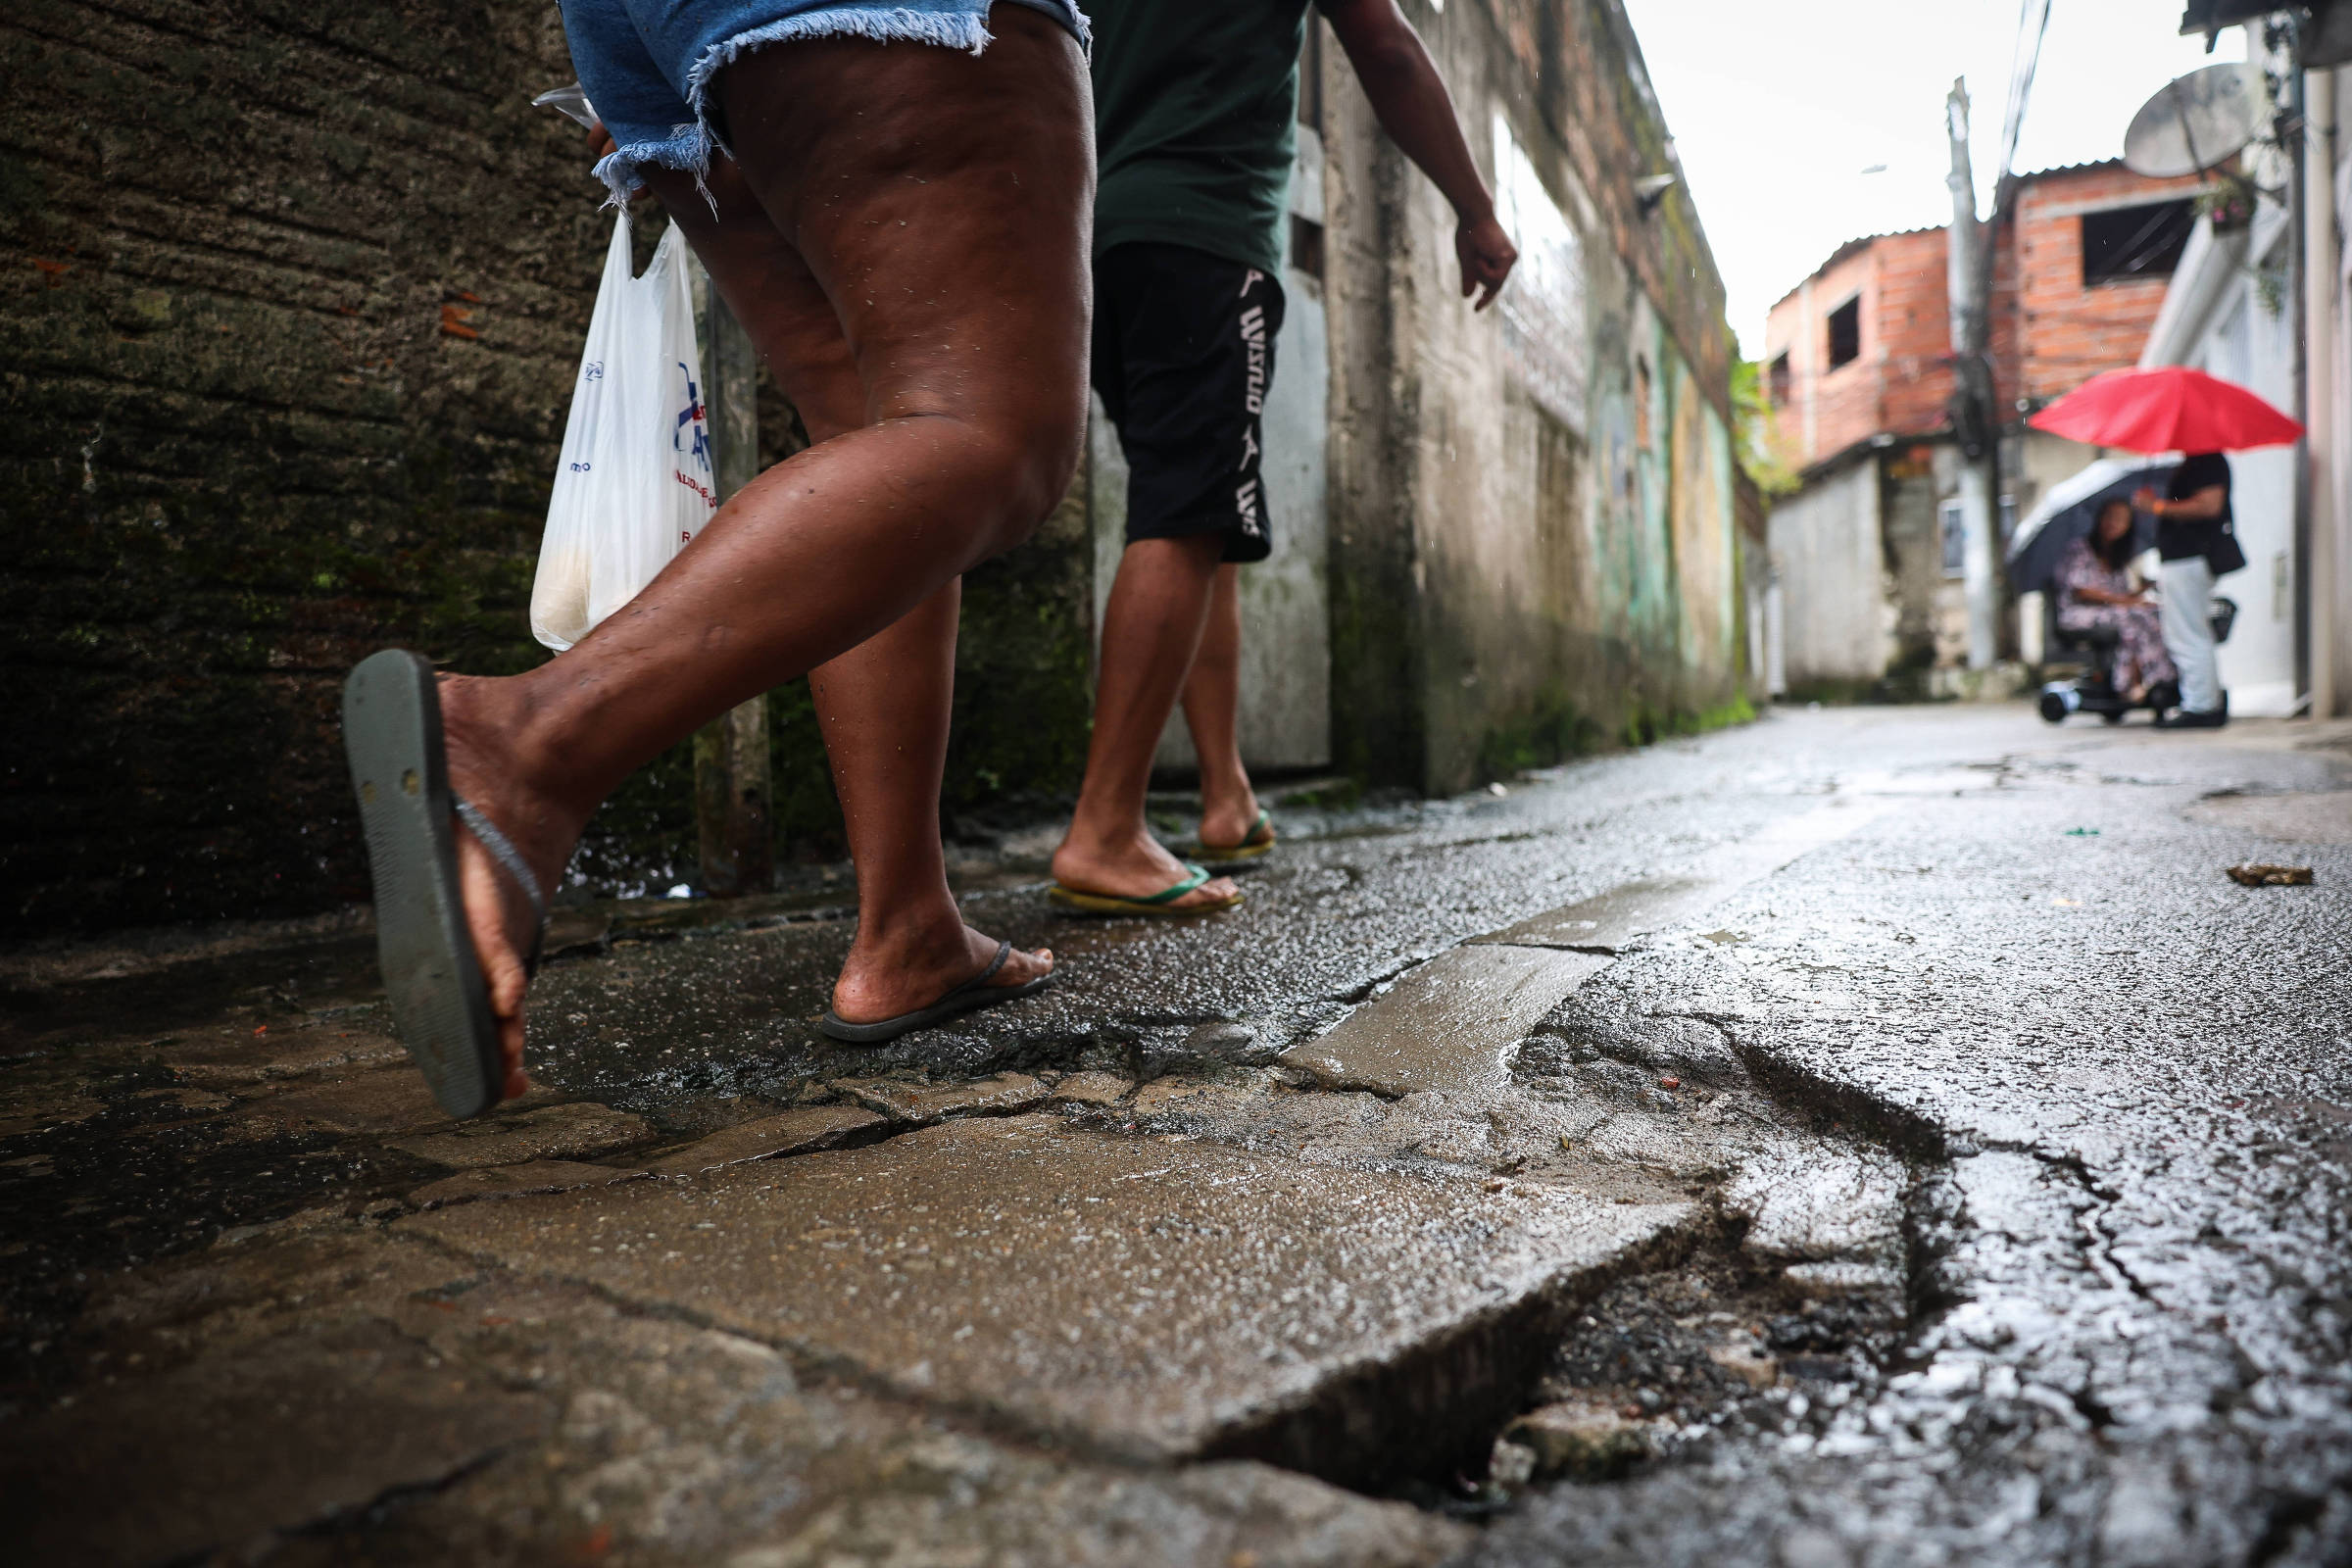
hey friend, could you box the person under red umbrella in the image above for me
[2131,452,2242,726]
[2030,367,2294,729]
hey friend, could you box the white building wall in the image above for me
[1767,458,1886,690]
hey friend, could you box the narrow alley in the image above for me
[7,707,2348,1565]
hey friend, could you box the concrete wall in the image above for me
[1766,457,1886,693]
[0,0,1094,934]
[1322,0,1744,792]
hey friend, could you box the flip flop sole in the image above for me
[1048,886,1245,917]
[818,975,1054,1045]
[343,651,501,1120]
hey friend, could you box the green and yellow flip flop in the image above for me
[1049,861,1244,917]
[1196,808,1276,864]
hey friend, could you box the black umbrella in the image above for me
[2005,459,2176,596]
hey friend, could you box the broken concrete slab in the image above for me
[411,1159,646,1207]
[405,1113,1690,1484]
[382,1269,1469,1568]
[387,1101,650,1170]
[1279,946,1609,1098]
[0,1320,548,1566]
[1723,1146,1908,1265]
[1049,1070,1134,1106]
[644,1105,884,1175]
[1474,875,1722,954]
[174,1026,408,1089]
[227,1063,448,1138]
[736,1452,1473,1568]
[832,1071,1047,1124]
[1472,803,1884,953]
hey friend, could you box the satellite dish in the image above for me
[2124,61,2265,178]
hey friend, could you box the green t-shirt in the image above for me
[1089,0,1330,275]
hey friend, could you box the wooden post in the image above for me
[692,280,774,897]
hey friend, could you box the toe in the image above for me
[1178,876,1241,908]
[993,943,1054,988]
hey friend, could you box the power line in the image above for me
[1998,0,2056,189]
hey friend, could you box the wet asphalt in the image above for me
[2,704,2348,1566]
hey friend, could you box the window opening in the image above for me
[2081,200,2195,285]
[1289,214,1326,280]
[1827,297,1861,369]
[1768,353,1790,408]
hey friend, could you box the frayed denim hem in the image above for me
[592,123,712,211]
[683,4,1090,135]
[684,9,988,131]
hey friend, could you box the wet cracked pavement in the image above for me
[4,706,2349,1566]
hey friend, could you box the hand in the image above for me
[2132,487,2160,514]
[586,120,650,205]
[1455,211,1518,311]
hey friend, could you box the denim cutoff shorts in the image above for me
[562,0,1091,204]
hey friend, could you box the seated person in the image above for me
[2055,498,2176,704]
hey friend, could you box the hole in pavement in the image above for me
[1182,974,1947,1524]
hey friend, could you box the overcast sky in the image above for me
[1616,0,2249,358]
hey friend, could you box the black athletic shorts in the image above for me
[1090,241,1284,564]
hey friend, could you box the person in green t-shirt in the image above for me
[1050,0,1518,915]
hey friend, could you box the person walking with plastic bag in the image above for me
[341,0,1089,1119]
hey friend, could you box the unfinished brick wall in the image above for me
[0,1,1093,936]
[1763,162,2202,470]
[2007,162,2205,405]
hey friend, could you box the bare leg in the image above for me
[1181,563,1263,848]
[1050,536,1241,906]
[808,584,1053,1020]
[433,8,1090,1096]
[660,172,1049,1025]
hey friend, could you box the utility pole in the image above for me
[1946,78,2001,672]
[692,283,774,897]
[2311,64,2341,719]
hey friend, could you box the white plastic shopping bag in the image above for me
[532,215,716,651]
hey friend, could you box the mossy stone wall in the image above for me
[0,1,1092,934]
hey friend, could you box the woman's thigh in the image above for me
[703,3,1092,505]
[641,159,864,444]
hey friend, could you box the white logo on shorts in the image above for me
[1240,305,1268,416]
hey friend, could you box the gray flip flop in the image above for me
[343,650,546,1119]
[817,939,1052,1044]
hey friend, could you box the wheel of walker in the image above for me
[2101,710,2125,725]
[2039,691,2069,724]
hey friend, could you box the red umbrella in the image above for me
[2028,366,2302,453]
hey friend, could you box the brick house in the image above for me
[1759,161,2206,696]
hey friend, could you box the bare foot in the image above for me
[436,675,588,1102]
[830,914,1053,1025]
[1050,825,1240,909]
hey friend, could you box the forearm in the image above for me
[1327,5,1493,220]
[2156,485,2227,522]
